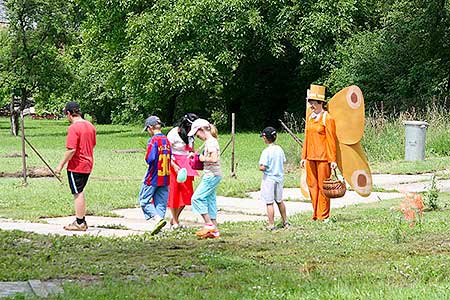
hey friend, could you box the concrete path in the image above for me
[0,280,63,298]
[0,172,447,238]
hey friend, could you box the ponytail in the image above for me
[209,124,218,138]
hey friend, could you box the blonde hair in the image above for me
[202,123,218,138]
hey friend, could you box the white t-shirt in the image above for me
[167,127,188,155]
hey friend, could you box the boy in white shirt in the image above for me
[259,127,289,230]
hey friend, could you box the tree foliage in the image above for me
[0,0,78,112]
[1,0,448,127]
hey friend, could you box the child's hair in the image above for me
[208,123,218,138]
[266,134,276,143]
[178,113,199,144]
[151,124,162,130]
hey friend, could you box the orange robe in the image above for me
[301,112,337,220]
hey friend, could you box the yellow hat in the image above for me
[307,84,326,102]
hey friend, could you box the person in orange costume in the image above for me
[300,84,338,222]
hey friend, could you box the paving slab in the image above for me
[0,173,420,237]
[0,282,32,298]
[0,218,144,237]
[0,280,63,299]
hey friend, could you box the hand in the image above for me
[300,159,307,169]
[173,164,180,173]
[55,165,62,175]
[199,154,206,162]
[330,162,337,170]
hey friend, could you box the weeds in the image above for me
[363,105,450,162]
[424,174,440,210]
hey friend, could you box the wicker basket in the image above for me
[323,169,346,198]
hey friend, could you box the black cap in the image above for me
[260,126,277,139]
[63,101,80,114]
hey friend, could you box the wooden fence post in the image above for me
[231,113,236,177]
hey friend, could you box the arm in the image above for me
[301,118,309,168]
[56,126,77,173]
[55,149,76,174]
[259,149,268,172]
[145,140,157,165]
[325,116,337,169]
[199,150,218,163]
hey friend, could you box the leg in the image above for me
[138,184,157,220]
[317,161,331,220]
[276,201,287,224]
[192,176,220,224]
[266,204,275,226]
[153,186,169,219]
[306,160,319,220]
[274,181,287,224]
[170,206,185,225]
[74,191,86,219]
[206,176,221,227]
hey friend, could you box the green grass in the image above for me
[0,117,303,220]
[2,116,450,220]
[2,117,450,299]
[1,196,450,299]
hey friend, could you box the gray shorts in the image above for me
[260,176,283,204]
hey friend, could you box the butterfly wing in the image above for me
[328,85,365,145]
[300,103,312,199]
[328,85,372,197]
[336,142,372,197]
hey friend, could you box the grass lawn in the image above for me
[1,117,450,220]
[2,118,450,299]
[0,117,304,220]
[1,195,450,299]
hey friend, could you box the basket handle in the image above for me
[327,168,340,181]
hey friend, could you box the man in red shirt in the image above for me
[55,101,96,231]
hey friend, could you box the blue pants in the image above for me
[192,176,222,220]
[138,184,169,220]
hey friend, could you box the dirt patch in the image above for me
[0,167,54,178]
[113,149,144,154]
[0,152,28,158]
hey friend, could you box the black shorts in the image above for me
[67,171,90,195]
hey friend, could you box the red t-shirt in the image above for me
[66,120,96,173]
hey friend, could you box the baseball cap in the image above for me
[260,127,277,139]
[187,118,210,136]
[143,116,163,131]
[63,101,80,114]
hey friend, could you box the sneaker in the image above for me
[63,220,88,231]
[195,227,218,239]
[150,218,167,235]
[282,222,291,229]
[171,223,188,230]
[322,218,335,224]
[265,225,276,231]
[202,229,220,239]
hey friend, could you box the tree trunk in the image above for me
[10,96,19,136]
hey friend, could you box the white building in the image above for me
[0,0,8,28]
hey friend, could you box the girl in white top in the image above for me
[167,113,199,229]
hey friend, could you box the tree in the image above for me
[1,0,78,183]
[327,0,450,111]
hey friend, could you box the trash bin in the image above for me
[403,121,429,161]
